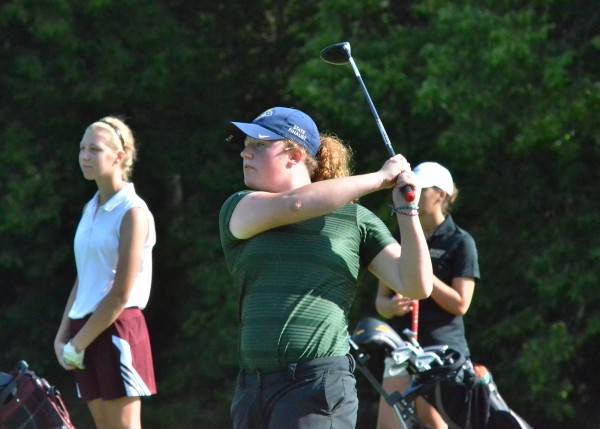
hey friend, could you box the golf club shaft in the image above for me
[340,43,418,339]
[348,57,395,157]
[346,57,415,202]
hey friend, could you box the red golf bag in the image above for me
[0,360,76,429]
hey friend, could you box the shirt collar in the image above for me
[429,214,455,241]
[100,183,135,212]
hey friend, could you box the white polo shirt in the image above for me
[69,183,156,319]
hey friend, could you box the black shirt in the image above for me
[388,215,480,357]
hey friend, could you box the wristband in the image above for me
[389,205,419,216]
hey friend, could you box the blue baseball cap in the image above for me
[231,107,321,156]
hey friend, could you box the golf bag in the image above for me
[350,318,532,429]
[0,360,76,429]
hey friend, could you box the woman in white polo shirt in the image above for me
[54,116,157,429]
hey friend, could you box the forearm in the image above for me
[55,320,72,345]
[284,172,388,219]
[430,276,474,316]
[233,171,393,239]
[375,295,396,319]
[69,291,128,351]
[396,215,433,299]
[55,282,78,344]
[70,254,139,351]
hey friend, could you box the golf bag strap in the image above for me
[433,382,462,429]
[0,378,16,405]
[417,351,468,429]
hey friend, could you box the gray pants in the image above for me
[231,355,358,429]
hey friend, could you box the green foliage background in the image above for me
[1,1,599,428]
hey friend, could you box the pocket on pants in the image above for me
[323,371,357,412]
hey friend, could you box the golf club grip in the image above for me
[412,300,419,340]
[374,121,415,203]
[401,185,415,202]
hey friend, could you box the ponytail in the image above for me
[311,133,353,181]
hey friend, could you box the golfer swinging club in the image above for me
[219,106,433,429]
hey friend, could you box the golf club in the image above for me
[320,41,415,203]
[321,42,419,338]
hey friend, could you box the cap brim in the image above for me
[230,122,285,141]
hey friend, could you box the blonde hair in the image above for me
[91,116,137,181]
[442,186,459,215]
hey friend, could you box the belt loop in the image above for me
[347,353,356,372]
[288,362,298,382]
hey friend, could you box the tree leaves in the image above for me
[1,0,598,427]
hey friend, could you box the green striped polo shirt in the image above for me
[219,190,396,372]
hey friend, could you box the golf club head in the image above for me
[320,42,351,65]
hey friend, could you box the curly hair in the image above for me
[288,133,353,181]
